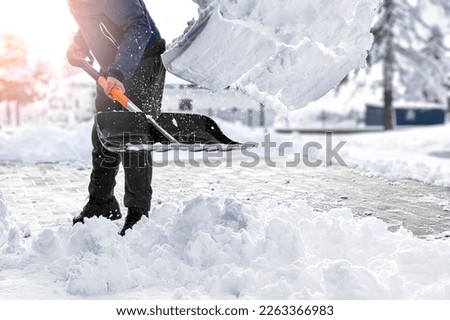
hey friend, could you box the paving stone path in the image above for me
[1,159,449,238]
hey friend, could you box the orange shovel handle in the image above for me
[98,76,129,108]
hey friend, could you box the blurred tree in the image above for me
[403,26,449,103]
[0,33,51,126]
[429,0,450,14]
[368,0,450,130]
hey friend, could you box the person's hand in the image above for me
[67,42,87,66]
[104,76,126,100]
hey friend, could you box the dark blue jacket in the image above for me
[68,0,162,81]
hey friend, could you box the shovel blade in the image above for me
[95,112,255,152]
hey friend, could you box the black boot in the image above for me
[73,197,122,225]
[119,207,149,236]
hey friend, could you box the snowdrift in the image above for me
[163,0,378,110]
[2,195,450,299]
[0,188,24,255]
[0,122,92,163]
[0,189,9,247]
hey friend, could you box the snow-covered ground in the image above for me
[2,119,449,187]
[0,0,449,301]
[1,121,450,299]
[340,125,450,187]
[1,190,450,300]
[0,121,92,164]
[297,124,450,187]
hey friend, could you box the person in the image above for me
[67,0,166,236]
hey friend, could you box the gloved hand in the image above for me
[67,42,94,67]
[104,76,126,100]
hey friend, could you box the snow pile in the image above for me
[163,0,378,110]
[325,124,450,187]
[0,188,24,254]
[0,121,92,163]
[0,189,9,246]
[2,195,450,299]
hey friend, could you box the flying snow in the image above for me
[162,0,378,110]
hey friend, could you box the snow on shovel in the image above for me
[162,0,378,110]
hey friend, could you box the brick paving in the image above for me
[0,160,449,238]
[0,163,92,231]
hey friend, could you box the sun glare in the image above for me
[0,0,76,66]
[0,0,198,69]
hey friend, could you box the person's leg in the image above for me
[122,150,153,210]
[88,85,123,200]
[73,85,123,224]
[88,121,121,201]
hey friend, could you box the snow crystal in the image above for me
[163,0,378,110]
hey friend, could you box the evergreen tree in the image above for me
[368,0,450,130]
[403,26,450,103]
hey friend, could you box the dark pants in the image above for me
[88,39,166,211]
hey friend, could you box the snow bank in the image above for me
[163,0,378,110]
[327,124,450,187]
[0,121,92,163]
[2,195,450,299]
[0,189,9,246]
[0,188,24,254]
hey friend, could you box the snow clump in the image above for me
[2,195,449,299]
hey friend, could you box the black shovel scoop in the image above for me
[73,59,256,152]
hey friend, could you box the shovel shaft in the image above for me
[99,72,177,143]
[77,61,131,109]
[76,60,178,144]
[144,114,179,144]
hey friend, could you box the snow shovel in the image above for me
[73,59,256,152]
